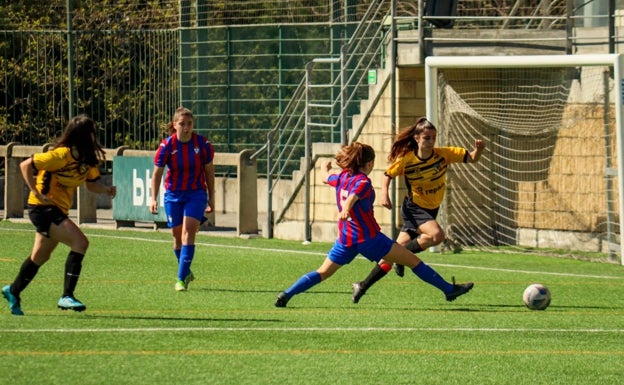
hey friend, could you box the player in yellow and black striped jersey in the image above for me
[28,146,101,215]
[351,117,485,304]
[2,115,117,316]
[384,146,467,210]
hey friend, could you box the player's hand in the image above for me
[33,191,52,204]
[107,186,117,198]
[475,139,485,150]
[150,200,159,214]
[338,209,351,221]
[380,194,392,210]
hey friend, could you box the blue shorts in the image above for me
[327,232,395,265]
[164,190,208,228]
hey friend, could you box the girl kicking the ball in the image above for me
[351,117,485,304]
[274,141,473,308]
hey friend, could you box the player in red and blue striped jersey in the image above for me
[150,107,215,292]
[274,142,473,308]
[330,164,379,246]
[351,117,484,304]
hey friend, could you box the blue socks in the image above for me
[177,245,195,281]
[284,271,322,298]
[412,262,453,294]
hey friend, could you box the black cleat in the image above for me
[393,263,405,277]
[274,292,290,308]
[443,238,463,254]
[445,277,474,302]
[351,282,366,304]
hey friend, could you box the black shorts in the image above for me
[400,197,439,238]
[28,205,68,238]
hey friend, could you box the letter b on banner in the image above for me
[113,156,166,222]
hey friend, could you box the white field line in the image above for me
[1,227,622,280]
[427,263,623,280]
[1,326,623,334]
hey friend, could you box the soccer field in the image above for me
[0,221,622,385]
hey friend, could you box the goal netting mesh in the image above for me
[429,58,621,261]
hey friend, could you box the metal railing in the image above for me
[251,0,393,239]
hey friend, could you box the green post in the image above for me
[66,0,74,118]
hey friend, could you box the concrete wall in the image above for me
[273,65,428,242]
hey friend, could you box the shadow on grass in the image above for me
[82,314,285,323]
[198,287,348,295]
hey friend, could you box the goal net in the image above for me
[425,54,624,263]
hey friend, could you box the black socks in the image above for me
[360,263,388,290]
[11,257,41,295]
[63,251,85,298]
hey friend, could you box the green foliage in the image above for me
[1,2,354,151]
[0,1,178,148]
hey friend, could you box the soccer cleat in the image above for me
[443,238,463,254]
[393,263,405,277]
[351,282,367,304]
[184,272,195,290]
[175,280,187,292]
[57,296,87,312]
[445,277,474,302]
[2,285,24,316]
[274,292,289,307]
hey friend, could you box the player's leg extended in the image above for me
[386,243,473,302]
[351,230,412,303]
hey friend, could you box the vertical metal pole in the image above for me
[267,139,274,239]
[418,0,425,62]
[340,45,347,145]
[66,0,74,118]
[304,62,312,243]
[390,0,397,238]
[613,54,624,264]
[602,69,615,260]
[608,0,615,54]
[565,0,574,55]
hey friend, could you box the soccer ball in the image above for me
[522,283,551,310]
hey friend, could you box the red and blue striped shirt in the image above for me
[153,133,214,191]
[327,170,380,246]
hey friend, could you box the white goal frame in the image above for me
[425,54,624,264]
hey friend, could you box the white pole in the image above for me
[424,58,437,125]
[614,54,624,265]
[425,54,621,69]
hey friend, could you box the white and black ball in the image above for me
[522,283,551,310]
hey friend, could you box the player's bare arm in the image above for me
[320,160,332,184]
[380,174,393,210]
[339,193,359,221]
[19,157,52,204]
[468,139,486,162]
[204,162,215,213]
[86,181,117,198]
[150,166,165,214]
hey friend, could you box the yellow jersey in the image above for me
[28,147,100,214]
[385,147,467,209]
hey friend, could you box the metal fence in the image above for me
[0,0,619,158]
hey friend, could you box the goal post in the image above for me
[425,54,624,263]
